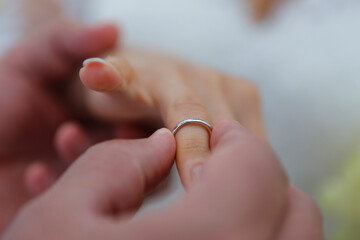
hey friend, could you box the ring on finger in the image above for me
[172,119,212,136]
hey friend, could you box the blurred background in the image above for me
[1,0,360,238]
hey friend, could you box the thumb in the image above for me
[105,120,289,240]
[196,119,288,238]
[50,128,176,215]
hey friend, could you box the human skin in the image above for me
[0,20,120,233]
[0,18,263,233]
[2,120,323,240]
[0,19,322,238]
[22,0,279,190]
[79,49,266,188]
[0,18,262,233]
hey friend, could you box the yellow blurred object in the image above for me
[319,145,360,239]
[249,0,281,20]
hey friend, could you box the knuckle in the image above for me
[198,67,223,86]
[241,81,261,106]
[228,78,262,118]
[222,76,262,110]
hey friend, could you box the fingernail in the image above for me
[82,57,107,67]
[191,164,203,182]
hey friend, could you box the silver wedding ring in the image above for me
[172,119,212,136]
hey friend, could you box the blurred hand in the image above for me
[3,120,323,240]
[79,49,266,187]
[0,19,118,232]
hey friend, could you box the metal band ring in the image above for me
[172,119,212,136]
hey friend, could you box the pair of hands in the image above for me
[0,20,322,239]
[3,120,321,240]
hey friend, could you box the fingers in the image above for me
[190,119,287,238]
[55,122,93,163]
[80,56,214,188]
[24,162,55,196]
[51,129,176,215]
[158,87,211,188]
[2,19,118,84]
[38,121,151,197]
[80,57,159,122]
[55,121,153,163]
[112,120,287,240]
[276,186,324,240]
[79,53,266,189]
[81,57,136,94]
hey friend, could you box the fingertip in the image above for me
[151,128,176,153]
[55,122,91,163]
[80,58,123,92]
[145,128,176,181]
[210,119,245,148]
[24,163,55,196]
[152,128,173,138]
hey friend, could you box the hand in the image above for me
[0,19,118,232]
[3,120,323,240]
[79,49,266,187]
